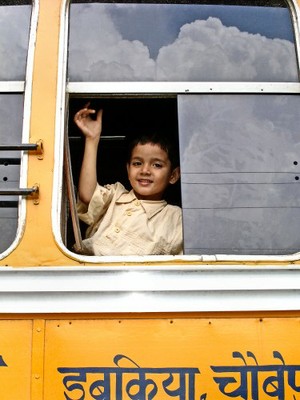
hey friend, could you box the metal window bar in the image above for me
[0,185,39,205]
[0,200,18,207]
[0,141,42,203]
[0,144,37,151]
[0,187,38,196]
[0,140,43,157]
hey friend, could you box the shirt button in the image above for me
[126,210,132,216]
[135,200,140,206]
[115,227,120,233]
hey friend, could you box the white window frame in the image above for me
[53,0,300,264]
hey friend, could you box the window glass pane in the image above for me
[69,1,297,82]
[178,94,300,255]
[0,94,25,252]
[0,3,31,80]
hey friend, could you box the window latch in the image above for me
[0,139,44,159]
[0,184,40,205]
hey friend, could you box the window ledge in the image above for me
[0,265,300,313]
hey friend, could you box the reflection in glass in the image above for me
[178,95,300,255]
[0,95,25,252]
[0,4,31,80]
[69,2,298,82]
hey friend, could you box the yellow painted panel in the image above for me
[44,317,300,399]
[0,320,32,399]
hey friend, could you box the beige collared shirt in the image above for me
[77,182,183,256]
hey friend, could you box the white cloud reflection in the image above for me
[179,95,300,173]
[178,95,300,255]
[69,4,298,82]
[156,17,297,81]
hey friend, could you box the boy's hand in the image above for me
[74,102,103,141]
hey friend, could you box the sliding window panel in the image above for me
[0,94,25,253]
[0,0,32,255]
[178,95,300,255]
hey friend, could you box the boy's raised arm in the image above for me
[74,105,103,205]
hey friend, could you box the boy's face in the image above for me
[127,143,180,200]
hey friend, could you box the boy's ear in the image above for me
[169,167,180,185]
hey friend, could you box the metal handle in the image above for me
[0,184,40,204]
[0,144,38,151]
[0,140,44,159]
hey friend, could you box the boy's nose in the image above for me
[140,164,150,174]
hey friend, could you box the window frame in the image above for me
[53,0,300,264]
[0,0,38,260]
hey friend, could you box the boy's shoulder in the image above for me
[102,181,126,190]
[164,202,182,217]
[166,202,182,210]
[100,181,128,196]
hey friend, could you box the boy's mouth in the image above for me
[138,179,153,185]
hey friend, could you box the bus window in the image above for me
[68,0,297,82]
[65,97,181,251]
[62,0,300,259]
[0,96,27,253]
[0,1,32,254]
[178,94,300,255]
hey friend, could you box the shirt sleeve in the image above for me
[77,183,118,226]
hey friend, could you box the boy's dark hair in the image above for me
[126,132,180,170]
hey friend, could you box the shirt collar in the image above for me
[116,190,167,219]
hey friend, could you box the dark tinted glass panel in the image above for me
[69,1,297,82]
[178,95,300,255]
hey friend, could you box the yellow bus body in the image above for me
[0,1,300,399]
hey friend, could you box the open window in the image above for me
[65,97,181,251]
[0,0,33,255]
[59,0,300,259]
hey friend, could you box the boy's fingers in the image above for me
[76,108,95,120]
[74,105,99,125]
[96,109,103,121]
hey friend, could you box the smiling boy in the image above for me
[74,104,182,256]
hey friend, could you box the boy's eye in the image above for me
[153,163,162,168]
[132,161,142,166]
